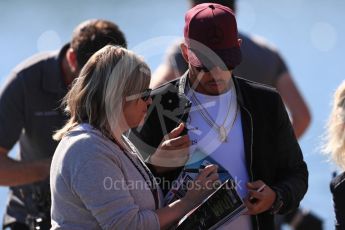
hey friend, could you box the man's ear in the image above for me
[66,48,78,72]
[180,43,189,62]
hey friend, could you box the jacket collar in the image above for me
[42,43,70,94]
[178,70,189,96]
[232,75,245,107]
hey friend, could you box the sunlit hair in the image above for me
[54,45,150,140]
[324,81,345,170]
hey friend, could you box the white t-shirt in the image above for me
[186,87,252,230]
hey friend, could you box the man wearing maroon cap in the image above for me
[129,3,308,229]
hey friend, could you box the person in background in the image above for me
[0,19,127,230]
[324,81,345,230]
[50,45,219,229]
[151,0,311,139]
[151,1,318,228]
[130,3,308,229]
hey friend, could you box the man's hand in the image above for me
[244,180,276,215]
[149,123,191,169]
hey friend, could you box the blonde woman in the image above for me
[50,45,218,229]
[324,81,345,229]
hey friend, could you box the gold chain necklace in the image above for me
[190,87,238,142]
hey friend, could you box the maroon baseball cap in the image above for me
[184,3,242,70]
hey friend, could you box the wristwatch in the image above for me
[270,189,284,214]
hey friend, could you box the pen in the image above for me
[256,184,266,192]
[249,184,266,203]
[183,168,228,173]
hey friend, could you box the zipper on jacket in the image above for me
[242,105,260,230]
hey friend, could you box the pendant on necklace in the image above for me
[219,126,227,142]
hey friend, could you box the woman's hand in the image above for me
[155,164,219,229]
[183,164,220,208]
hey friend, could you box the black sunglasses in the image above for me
[139,88,152,101]
[126,88,152,102]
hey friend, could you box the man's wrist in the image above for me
[33,159,51,180]
[270,189,284,214]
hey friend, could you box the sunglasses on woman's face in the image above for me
[126,88,152,102]
[139,88,152,101]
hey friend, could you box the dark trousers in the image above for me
[3,222,29,230]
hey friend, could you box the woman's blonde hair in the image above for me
[324,81,345,170]
[54,45,150,140]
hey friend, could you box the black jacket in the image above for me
[129,72,308,230]
[331,171,345,230]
